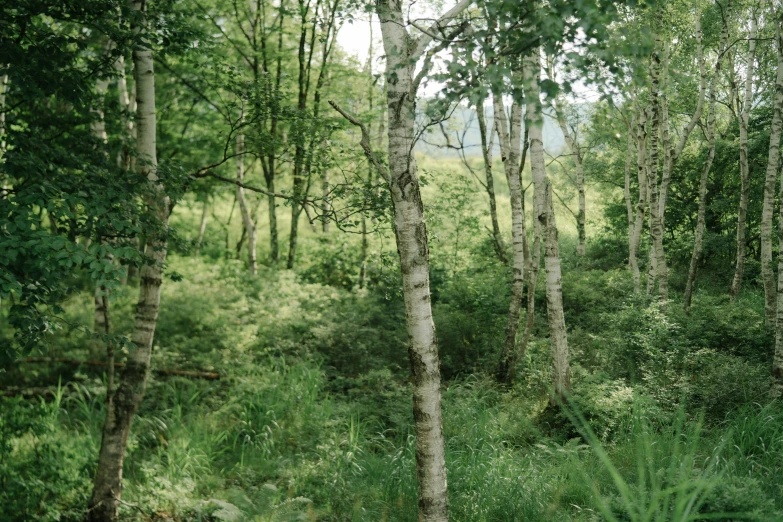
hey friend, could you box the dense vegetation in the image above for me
[2,0,783,520]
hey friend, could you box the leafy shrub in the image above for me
[0,394,94,522]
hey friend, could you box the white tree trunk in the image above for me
[647,39,668,305]
[732,18,757,300]
[374,1,470,518]
[89,2,169,519]
[477,100,506,263]
[762,18,783,324]
[236,134,257,274]
[492,87,526,384]
[629,105,647,293]
[771,14,783,397]
[195,199,209,257]
[525,50,570,402]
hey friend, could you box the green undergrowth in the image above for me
[2,253,782,521]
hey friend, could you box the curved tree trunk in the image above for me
[683,14,729,313]
[477,99,506,263]
[525,50,570,403]
[732,17,757,300]
[493,87,526,384]
[88,2,169,518]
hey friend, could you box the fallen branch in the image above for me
[19,357,221,380]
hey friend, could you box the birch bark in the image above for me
[731,17,757,300]
[88,2,169,519]
[525,50,570,402]
[492,85,526,384]
[647,38,668,304]
[772,12,783,396]
[630,105,647,293]
[375,1,470,517]
[762,14,783,324]
[477,100,506,263]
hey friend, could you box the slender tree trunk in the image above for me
[477,99,506,263]
[115,54,134,171]
[492,87,526,384]
[684,27,726,312]
[359,28,374,289]
[762,19,783,324]
[525,50,569,403]
[88,2,169,518]
[732,18,757,300]
[194,199,208,257]
[375,0,470,517]
[89,49,111,360]
[647,39,668,305]
[553,100,586,256]
[661,19,706,227]
[321,168,331,232]
[236,134,258,274]
[771,13,783,397]
[519,186,540,360]
[0,74,8,162]
[630,106,647,293]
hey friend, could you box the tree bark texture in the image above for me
[375,0,471,518]
[477,100,506,263]
[525,51,570,402]
[647,38,668,304]
[762,15,783,324]
[772,12,783,397]
[630,105,647,293]
[88,2,169,519]
[493,87,526,385]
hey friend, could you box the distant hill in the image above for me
[415,103,576,158]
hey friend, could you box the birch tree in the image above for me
[332,0,471,517]
[683,13,729,313]
[772,7,783,397]
[89,1,170,518]
[525,50,570,402]
[730,15,757,300]
[236,132,258,274]
[493,72,527,384]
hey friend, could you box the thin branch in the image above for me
[328,100,390,182]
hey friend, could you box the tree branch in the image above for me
[328,100,390,183]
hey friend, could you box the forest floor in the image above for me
[2,186,783,520]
